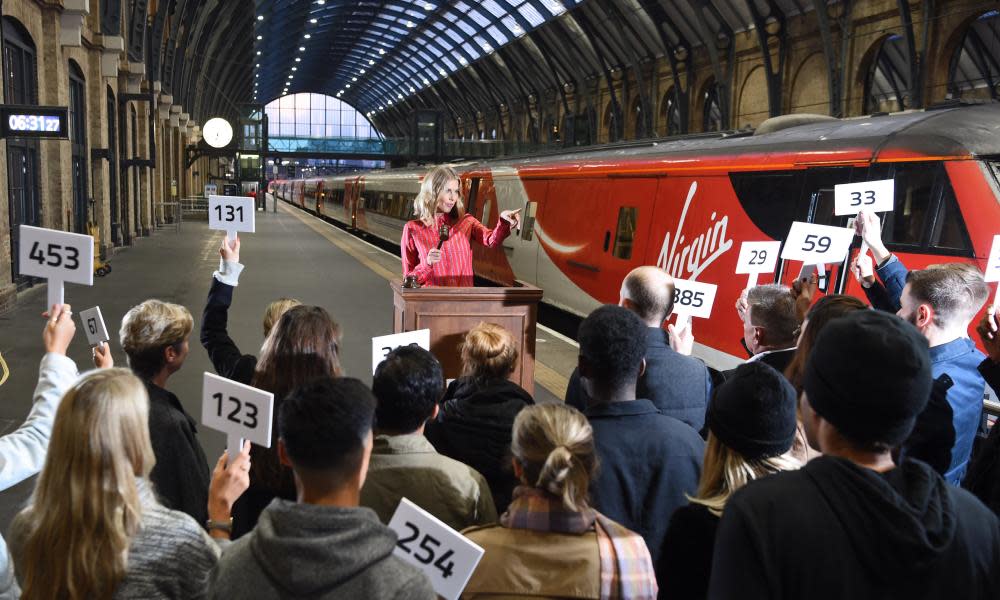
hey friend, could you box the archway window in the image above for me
[264,93,381,139]
[107,87,121,246]
[703,85,722,132]
[864,35,911,113]
[69,61,88,233]
[3,16,40,286]
[603,101,618,142]
[949,10,1000,101]
[661,88,682,136]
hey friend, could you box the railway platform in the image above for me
[0,196,574,536]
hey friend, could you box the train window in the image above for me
[467,178,481,214]
[928,182,973,254]
[612,207,637,259]
[881,164,936,250]
[729,171,806,241]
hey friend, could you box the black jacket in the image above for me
[711,348,796,391]
[566,327,712,431]
[200,277,257,385]
[964,358,1000,515]
[585,399,704,579]
[425,377,534,513]
[659,503,719,600]
[708,456,1000,599]
[144,380,210,525]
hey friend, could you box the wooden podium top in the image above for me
[390,279,543,302]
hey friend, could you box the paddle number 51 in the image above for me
[397,521,456,579]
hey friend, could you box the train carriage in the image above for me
[274,104,1000,368]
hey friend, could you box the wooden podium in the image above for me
[391,280,544,395]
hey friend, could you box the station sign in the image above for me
[0,105,69,139]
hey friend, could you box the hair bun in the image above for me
[537,446,573,495]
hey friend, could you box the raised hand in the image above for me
[42,304,76,356]
[219,234,241,263]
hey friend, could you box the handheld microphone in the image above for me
[437,225,449,250]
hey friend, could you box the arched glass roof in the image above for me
[253,1,581,112]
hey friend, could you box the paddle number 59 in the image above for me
[397,521,456,579]
[802,234,831,253]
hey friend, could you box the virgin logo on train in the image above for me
[655,182,734,281]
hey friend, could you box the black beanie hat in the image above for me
[706,362,798,460]
[803,310,931,446]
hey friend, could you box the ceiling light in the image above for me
[310,18,317,23]
[352,77,357,81]
[406,21,415,28]
[299,46,306,51]
[256,35,263,40]
[424,2,433,9]
[256,51,261,55]
[295,57,301,62]
[304,34,311,39]
[360,68,365,74]
[346,84,351,88]
[439,69,446,76]
[459,57,467,65]
[388,100,393,105]
[409,86,415,92]
[369,59,375,65]
[317,0,325,4]
[397,94,403,99]
[255,63,260,67]
[379,48,385,55]
[257,15,264,21]
[292,67,298,71]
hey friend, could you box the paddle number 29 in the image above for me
[397,521,456,579]
[212,392,259,428]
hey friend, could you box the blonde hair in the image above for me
[461,322,518,383]
[414,165,465,226]
[689,433,800,517]
[263,297,302,337]
[13,368,155,600]
[512,404,596,511]
[119,299,193,378]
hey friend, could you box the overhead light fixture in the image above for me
[398,94,403,99]
[369,59,375,65]
[295,57,301,62]
[256,35,263,40]
[299,46,306,51]
[406,21,415,28]
[304,34,311,39]
[257,15,264,21]
[310,18,317,23]
[316,0,325,4]
[459,57,467,65]
[352,77,357,81]
[255,63,260,68]
[360,68,365,74]
[379,48,386,55]
[292,67,298,71]
[256,51,261,55]
[424,2,433,9]
[346,84,351,88]
[409,86,415,92]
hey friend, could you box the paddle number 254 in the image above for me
[397,521,456,579]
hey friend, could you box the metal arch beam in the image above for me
[146,0,175,83]
[811,0,852,117]
[894,0,934,109]
[642,0,695,134]
[127,0,149,63]
[745,0,788,118]
[572,10,625,141]
[689,0,734,129]
[597,0,656,138]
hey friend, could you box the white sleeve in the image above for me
[0,353,77,490]
[213,260,245,287]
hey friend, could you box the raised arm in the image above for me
[469,212,515,249]
[200,237,247,379]
[856,209,907,309]
[0,305,78,490]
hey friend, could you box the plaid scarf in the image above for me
[501,486,657,600]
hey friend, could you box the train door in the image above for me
[601,178,658,289]
[481,168,540,286]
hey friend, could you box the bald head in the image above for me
[620,266,675,326]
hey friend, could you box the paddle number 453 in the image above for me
[397,521,456,579]
[28,242,80,269]
[212,392,259,428]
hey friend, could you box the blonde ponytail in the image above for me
[512,405,596,511]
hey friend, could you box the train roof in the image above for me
[478,103,1000,174]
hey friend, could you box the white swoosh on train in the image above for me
[534,222,586,254]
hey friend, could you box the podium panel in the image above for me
[391,280,543,395]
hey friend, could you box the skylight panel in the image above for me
[517,3,546,27]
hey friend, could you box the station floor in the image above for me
[0,197,575,533]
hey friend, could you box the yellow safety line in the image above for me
[0,351,9,387]
[280,202,569,399]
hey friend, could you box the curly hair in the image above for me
[578,305,647,391]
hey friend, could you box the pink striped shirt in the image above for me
[402,213,511,287]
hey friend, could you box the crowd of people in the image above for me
[0,203,999,599]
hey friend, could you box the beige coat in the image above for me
[360,434,497,531]
[461,524,602,599]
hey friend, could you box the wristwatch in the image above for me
[206,517,233,534]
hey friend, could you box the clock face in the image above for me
[203,117,233,148]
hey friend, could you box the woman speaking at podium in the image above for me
[402,165,521,287]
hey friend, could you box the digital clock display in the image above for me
[0,105,68,139]
[7,114,62,133]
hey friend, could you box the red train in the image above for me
[271,104,1000,369]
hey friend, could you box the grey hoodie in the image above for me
[209,499,434,600]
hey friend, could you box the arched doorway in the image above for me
[3,16,40,287]
[702,83,723,132]
[660,88,682,136]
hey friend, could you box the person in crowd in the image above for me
[726,284,800,379]
[0,305,79,599]
[964,306,1000,514]
[210,377,435,599]
[425,322,534,513]
[362,346,497,529]
[659,362,800,600]
[566,266,712,432]
[577,305,704,584]
[854,209,988,484]
[235,303,343,537]
[201,235,301,383]
[9,368,251,600]
[784,295,868,462]
[463,403,657,599]
[708,310,1000,599]
[120,299,210,524]
[401,165,521,287]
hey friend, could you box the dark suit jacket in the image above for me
[566,327,712,431]
[200,277,257,385]
[585,399,704,580]
[711,347,797,389]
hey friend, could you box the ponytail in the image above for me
[512,405,596,511]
